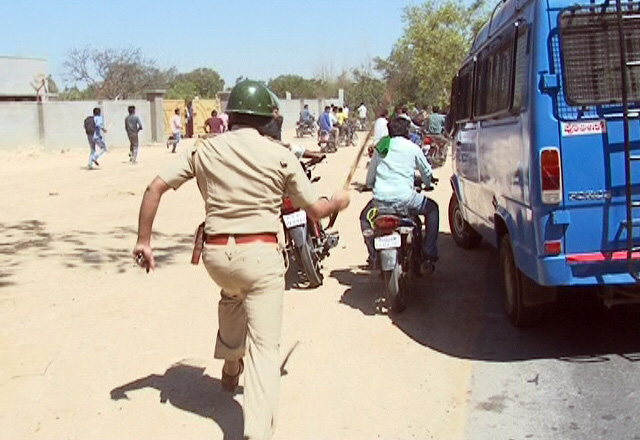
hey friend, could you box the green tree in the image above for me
[268,74,319,99]
[166,80,198,100]
[376,0,487,108]
[345,68,387,115]
[172,68,224,99]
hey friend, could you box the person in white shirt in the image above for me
[170,108,182,153]
[330,106,338,126]
[357,102,367,125]
[372,108,390,145]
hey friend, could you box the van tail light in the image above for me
[544,240,563,256]
[282,197,296,213]
[540,147,563,204]
[374,216,401,230]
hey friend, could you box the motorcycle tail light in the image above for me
[282,197,296,213]
[423,136,432,145]
[374,216,401,230]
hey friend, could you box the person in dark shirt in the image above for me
[204,110,224,135]
[125,105,143,163]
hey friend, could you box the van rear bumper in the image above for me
[536,253,640,286]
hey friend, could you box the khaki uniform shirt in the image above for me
[159,128,318,235]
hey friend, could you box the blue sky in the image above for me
[3,0,422,88]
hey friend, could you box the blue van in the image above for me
[448,0,640,325]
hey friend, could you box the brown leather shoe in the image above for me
[221,359,244,392]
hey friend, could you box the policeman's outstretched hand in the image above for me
[331,190,351,211]
[132,243,155,273]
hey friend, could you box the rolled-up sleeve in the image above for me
[415,148,433,185]
[158,145,196,189]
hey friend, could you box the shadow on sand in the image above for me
[0,220,193,287]
[331,232,640,364]
[110,362,243,439]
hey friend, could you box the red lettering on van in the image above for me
[562,121,606,136]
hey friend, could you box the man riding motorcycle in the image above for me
[319,106,339,141]
[360,117,439,271]
[299,104,315,129]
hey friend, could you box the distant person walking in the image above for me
[170,108,182,153]
[357,102,367,126]
[86,107,108,169]
[125,105,143,163]
[219,111,229,132]
[186,100,195,138]
[84,109,98,169]
[204,110,224,135]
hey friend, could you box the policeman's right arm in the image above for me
[305,191,350,221]
[133,177,171,271]
[283,153,350,221]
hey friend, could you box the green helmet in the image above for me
[226,80,280,117]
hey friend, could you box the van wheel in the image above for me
[449,194,482,249]
[499,235,546,327]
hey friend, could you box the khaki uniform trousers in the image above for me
[202,238,285,440]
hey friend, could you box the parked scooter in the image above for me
[363,179,438,312]
[281,155,339,287]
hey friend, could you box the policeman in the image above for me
[132,80,349,440]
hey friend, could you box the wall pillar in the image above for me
[37,101,45,147]
[145,89,166,143]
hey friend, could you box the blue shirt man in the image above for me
[300,105,312,122]
[319,107,333,132]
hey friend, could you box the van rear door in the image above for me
[556,5,640,257]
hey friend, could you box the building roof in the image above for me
[0,57,48,97]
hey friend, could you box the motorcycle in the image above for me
[422,133,449,169]
[281,156,339,287]
[338,120,359,147]
[317,129,337,153]
[355,118,369,132]
[363,179,438,312]
[296,118,316,138]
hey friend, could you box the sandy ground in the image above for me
[0,130,485,439]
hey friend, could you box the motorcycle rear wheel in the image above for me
[382,265,406,313]
[296,234,323,288]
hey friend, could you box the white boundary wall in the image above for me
[0,90,342,150]
[0,100,153,151]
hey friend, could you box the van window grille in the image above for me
[551,32,601,120]
[512,24,530,112]
[453,62,474,122]
[559,5,640,105]
[475,31,514,116]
